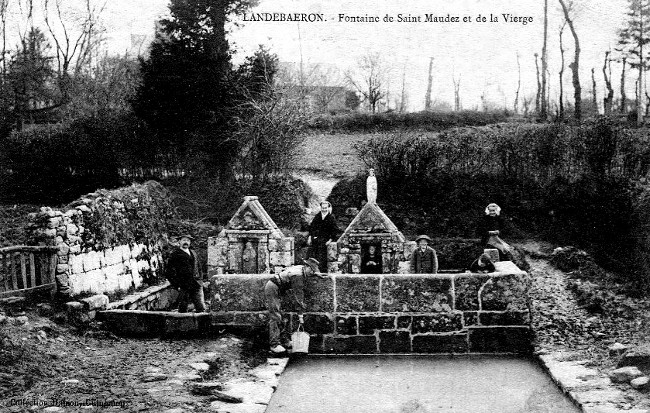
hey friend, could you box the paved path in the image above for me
[266,355,580,413]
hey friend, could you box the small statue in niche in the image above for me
[366,168,377,204]
[361,245,382,274]
[242,241,258,273]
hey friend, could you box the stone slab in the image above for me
[335,276,380,312]
[454,274,489,311]
[411,333,469,354]
[323,335,378,354]
[479,273,530,311]
[358,315,396,335]
[381,275,452,312]
[468,327,532,354]
[211,276,269,312]
[378,331,411,353]
[479,311,530,326]
[411,313,463,334]
[335,315,358,335]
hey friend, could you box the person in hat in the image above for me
[165,234,207,313]
[307,201,340,273]
[469,253,496,273]
[264,258,327,354]
[410,235,438,274]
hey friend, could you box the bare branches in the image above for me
[43,0,106,100]
[558,0,581,120]
[345,52,389,113]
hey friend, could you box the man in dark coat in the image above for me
[410,235,438,274]
[166,234,206,313]
[307,201,339,273]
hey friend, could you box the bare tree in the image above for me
[424,57,433,110]
[399,63,408,113]
[452,72,461,111]
[620,57,627,113]
[603,50,614,115]
[43,0,107,103]
[558,0,581,120]
[558,21,566,120]
[514,52,521,114]
[534,53,541,113]
[591,68,597,111]
[540,0,549,119]
[345,52,389,113]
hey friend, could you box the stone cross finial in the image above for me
[366,168,377,204]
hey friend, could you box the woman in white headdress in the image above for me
[477,203,513,261]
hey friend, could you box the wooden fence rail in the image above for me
[0,246,58,297]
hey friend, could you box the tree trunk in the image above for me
[559,0,581,121]
[425,57,433,111]
[620,57,627,113]
[534,53,541,114]
[514,52,521,114]
[540,0,548,120]
[603,51,614,115]
[558,25,564,121]
[591,68,597,112]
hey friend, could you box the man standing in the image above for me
[307,201,339,273]
[410,235,438,274]
[166,234,207,313]
[264,258,326,354]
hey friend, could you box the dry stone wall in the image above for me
[28,182,173,296]
[210,261,532,354]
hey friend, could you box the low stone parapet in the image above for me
[98,310,210,336]
[210,261,532,354]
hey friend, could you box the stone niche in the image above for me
[208,196,294,275]
[330,202,415,274]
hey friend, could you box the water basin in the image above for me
[266,355,579,413]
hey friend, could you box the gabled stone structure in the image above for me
[208,196,294,275]
[329,202,415,274]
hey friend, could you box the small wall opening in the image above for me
[360,243,382,274]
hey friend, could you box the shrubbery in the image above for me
[169,175,315,231]
[307,110,509,133]
[0,114,156,204]
[329,118,646,283]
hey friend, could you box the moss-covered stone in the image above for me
[378,331,411,353]
[210,275,268,311]
[381,275,452,312]
[358,315,396,334]
[463,311,479,326]
[324,336,377,354]
[304,314,334,334]
[454,274,489,311]
[479,274,530,311]
[397,316,412,329]
[479,311,530,326]
[411,313,463,334]
[234,312,267,327]
[412,333,469,354]
[468,327,532,354]
[336,315,358,335]
[335,276,380,312]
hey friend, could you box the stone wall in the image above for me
[210,261,532,354]
[28,182,172,296]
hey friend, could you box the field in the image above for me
[295,133,369,178]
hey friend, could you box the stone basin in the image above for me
[210,261,532,354]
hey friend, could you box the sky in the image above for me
[8,0,632,111]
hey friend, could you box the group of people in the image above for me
[164,201,513,354]
[407,202,512,274]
